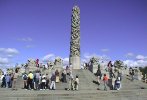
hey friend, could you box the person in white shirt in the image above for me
[41,77,46,90]
[0,74,4,84]
[115,77,121,90]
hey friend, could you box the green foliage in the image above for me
[139,66,147,76]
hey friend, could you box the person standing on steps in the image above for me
[67,71,74,90]
[34,70,40,90]
[41,77,46,90]
[27,71,34,90]
[22,73,28,89]
[1,74,6,88]
[96,67,102,84]
[103,74,108,91]
[6,74,11,88]
[112,76,116,90]
[74,75,79,90]
[55,69,60,83]
[50,73,56,90]
[46,73,50,89]
[61,70,67,83]
[131,69,135,81]
[115,76,121,90]
[12,69,19,90]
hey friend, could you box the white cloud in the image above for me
[83,53,98,59]
[123,54,147,67]
[26,45,34,48]
[0,48,19,55]
[83,53,110,64]
[125,52,134,57]
[17,37,32,42]
[6,48,19,54]
[0,48,19,57]
[136,60,147,67]
[101,49,109,52]
[42,54,55,62]
[63,57,69,65]
[123,60,135,67]
[7,55,14,58]
[0,48,19,71]
[136,55,145,60]
[81,59,87,63]
[145,57,147,60]
[0,57,9,64]
[100,55,110,61]
[123,59,147,67]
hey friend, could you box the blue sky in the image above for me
[0,0,147,69]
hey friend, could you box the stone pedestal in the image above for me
[89,64,98,74]
[54,65,63,72]
[134,72,142,80]
[70,56,80,69]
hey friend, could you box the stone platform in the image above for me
[0,69,147,100]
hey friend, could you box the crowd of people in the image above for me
[0,67,79,91]
[95,61,122,91]
[1,69,19,90]
[0,60,138,91]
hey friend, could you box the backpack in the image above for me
[23,74,27,80]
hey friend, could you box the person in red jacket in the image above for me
[103,74,108,91]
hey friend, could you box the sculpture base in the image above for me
[70,56,80,69]
[89,65,98,73]
[54,65,63,72]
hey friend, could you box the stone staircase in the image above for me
[72,69,99,90]
[56,69,99,90]
[15,69,147,91]
[1,69,147,100]
[121,74,147,90]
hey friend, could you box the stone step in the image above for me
[1,89,147,100]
